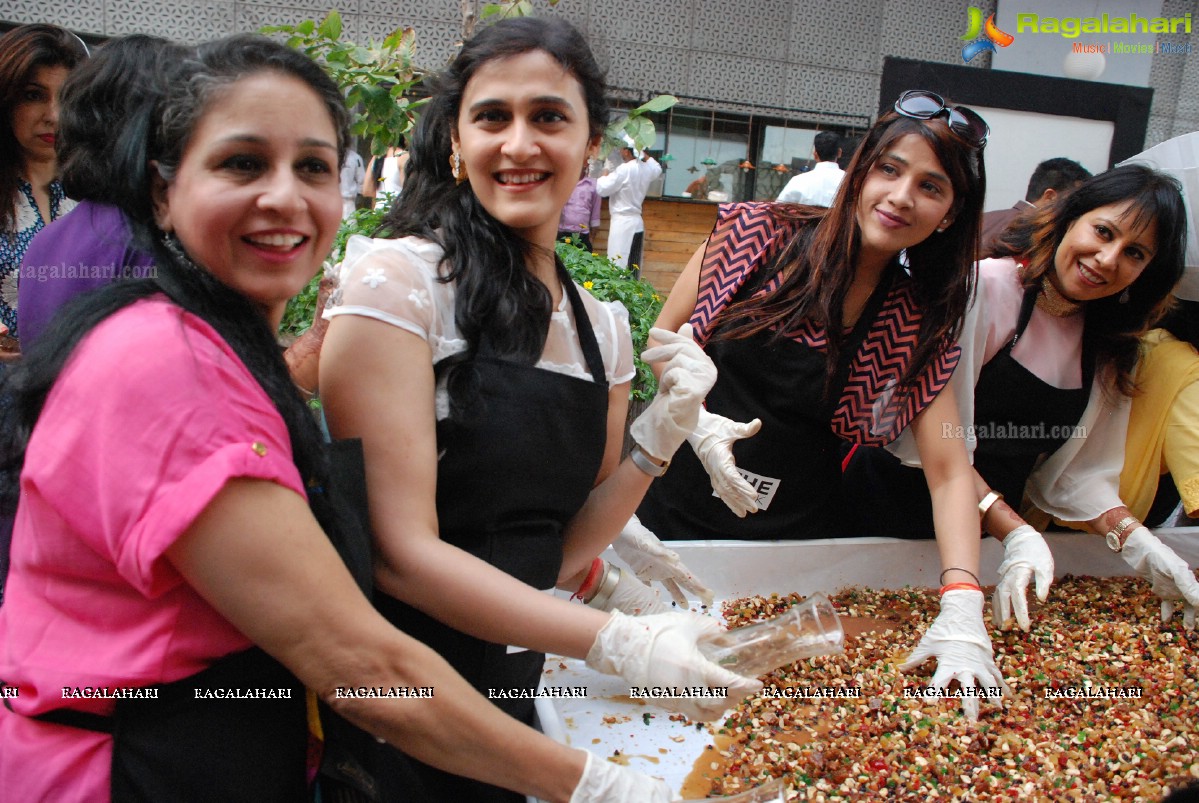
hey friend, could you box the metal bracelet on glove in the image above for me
[586,562,624,610]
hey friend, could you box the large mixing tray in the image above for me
[532,529,1199,801]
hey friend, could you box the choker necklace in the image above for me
[1036,275,1084,318]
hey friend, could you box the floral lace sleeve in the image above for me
[325,234,457,355]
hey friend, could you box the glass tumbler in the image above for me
[699,592,844,678]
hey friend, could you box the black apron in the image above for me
[637,265,895,541]
[972,287,1092,505]
[372,265,609,803]
[843,288,1091,537]
[3,438,375,802]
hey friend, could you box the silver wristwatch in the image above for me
[1105,516,1137,552]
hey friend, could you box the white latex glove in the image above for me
[585,610,762,721]
[686,408,762,517]
[587,563,671,616]
[612,515,715,607]
[899,589,1008,721]
[630,324,717,462]
[1121,527,1199,630]
[992,524,1055,631]
[569,749,673,803]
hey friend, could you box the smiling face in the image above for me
[452,49,599,248]
[1050,201,1157,303]
[153,71,342,327]
[10,64,69,169]
[854,133,956,271]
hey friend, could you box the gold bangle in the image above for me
[978,490,1003,519]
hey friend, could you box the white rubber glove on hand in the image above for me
[587,564,671,616]
[569,749,673,803]
[686,408,762,517]
[900,589,1008,721]
[992,525,1055,631]
[630,324,717,462]
[1121,527,1199,630]
[586,610,762,721]
[612,515,715,607]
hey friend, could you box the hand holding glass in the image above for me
[699,592,844,678]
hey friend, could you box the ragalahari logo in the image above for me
[961,7,1014,62]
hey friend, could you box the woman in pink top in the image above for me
[0,34,675,803]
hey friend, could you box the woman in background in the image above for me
[0,23,88,360]
[15,34,173,350]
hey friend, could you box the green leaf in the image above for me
[627,117,656,148]
[634,94,678,114]
[296,19,315,35]
[317,9,342,40]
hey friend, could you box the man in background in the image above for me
[980,157,1091,257]
[777,130,844,207]
[597,136,661,270]
[558,170,602,253]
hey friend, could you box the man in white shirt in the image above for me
[597,136,662,269]
[777,131,844,207]
[339,149,366,220]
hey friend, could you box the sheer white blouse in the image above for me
[325,234,636,421]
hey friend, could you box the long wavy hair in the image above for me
[0,24,88,231]
[382,17,607,413]
[714,109,985,391]
[992,164,1187,397]
[1,35,350,534]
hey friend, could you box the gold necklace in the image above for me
[1036,275,1084,318]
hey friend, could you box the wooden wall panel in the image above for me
[592,199,718,298]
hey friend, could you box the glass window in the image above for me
[659,110,749,202]
[646,104,865,203]
[757,125,822,201]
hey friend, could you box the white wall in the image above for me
[976,106,1114,211]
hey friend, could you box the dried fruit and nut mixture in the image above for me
[694,576,1198,801]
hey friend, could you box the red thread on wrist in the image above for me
[573,558,605,601]
[940,582,981,595]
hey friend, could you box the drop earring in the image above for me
[449,151,467,184]
[1118,287,1130,304]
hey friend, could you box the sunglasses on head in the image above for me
[893,90,989,149]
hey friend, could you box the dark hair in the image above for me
[813,130,841,162]
[1158,299,1199,351]
[382,17,607,411]
[0,24,88,231]
[1025,157,1092,203]
[57,34,185,202]
[718,107,985,392]
[994,164,1187,397]
[1,35,350,530]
